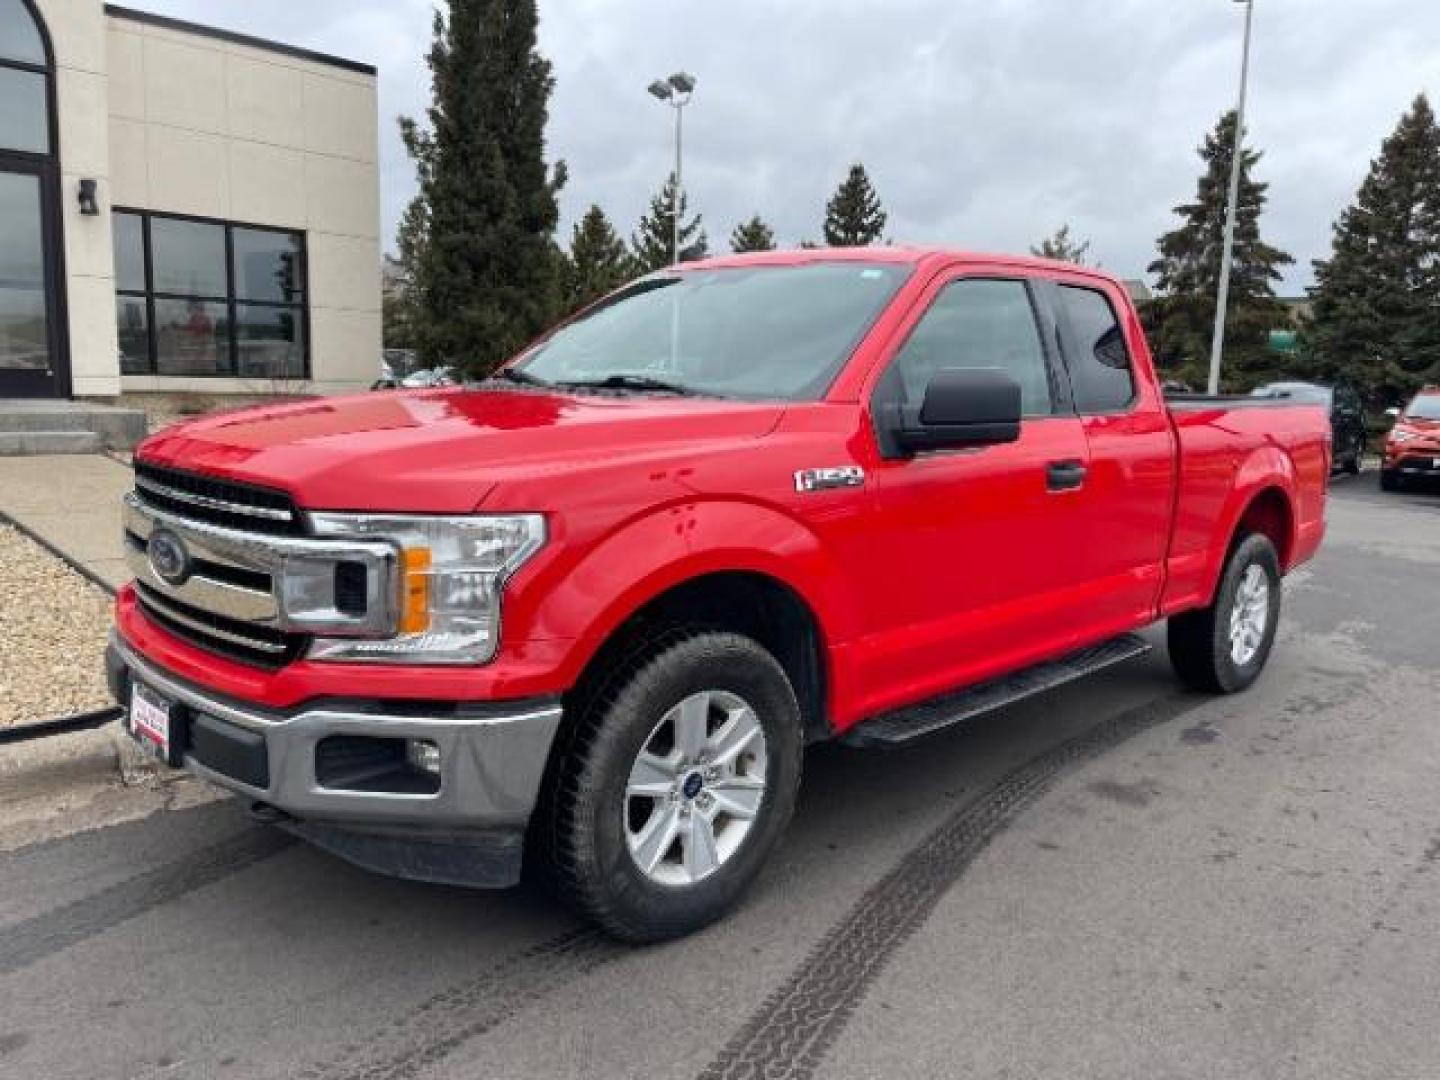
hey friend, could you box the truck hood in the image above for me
[136,388,785,513]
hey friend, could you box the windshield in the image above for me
[512,263,911,400]
[1404,394,1440,420]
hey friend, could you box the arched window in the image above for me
[0,0,50,154]
[0,0,60,399]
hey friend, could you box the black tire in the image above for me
[537,630,803,943]
[1167,533,1282,694]
[1380,469,1401,492]
[1343,444,1362,475]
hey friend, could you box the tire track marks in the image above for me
[300,927,628,1080]
[699,692,1205,1080]
[0,827,294,976]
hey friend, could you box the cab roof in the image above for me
[681,245,1121,284]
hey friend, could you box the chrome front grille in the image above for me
[133,461,302,536]
[134,581,302,668]
[126,464,399,668]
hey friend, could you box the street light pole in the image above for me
[1208,0,1255,396]
[673,100,683,267]
[648,73,696,266]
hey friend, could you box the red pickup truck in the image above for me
[107,248,1328,940]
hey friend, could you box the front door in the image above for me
[0,159,63,398]
[857,270,1095,718]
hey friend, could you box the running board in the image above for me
[841,633,1153,749]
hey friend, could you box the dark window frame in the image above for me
[113,207,310,381]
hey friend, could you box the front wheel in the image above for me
[1167,533,1282,694]
[538,631,803,942]
[1380,469,1401,492]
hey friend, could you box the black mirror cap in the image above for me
[920,368,1021,427]
[887,368,1022,456]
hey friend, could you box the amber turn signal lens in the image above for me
[400,548,432,634]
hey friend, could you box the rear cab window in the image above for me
[1055,285,1136,414]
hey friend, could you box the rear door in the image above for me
[857,267,1094,716]
[1046,277,1176,634]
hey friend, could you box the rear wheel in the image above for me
[538,630,803,942]
[1168,533,1281,694]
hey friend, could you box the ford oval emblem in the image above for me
[148,528,192,586]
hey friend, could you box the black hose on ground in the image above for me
[0,706,123,746]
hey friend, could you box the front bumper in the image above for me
[107,631,563,887]
[1385,447,1440,478]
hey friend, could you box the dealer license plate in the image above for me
[129,682,173,761]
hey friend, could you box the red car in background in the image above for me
[1382,387,1440,491]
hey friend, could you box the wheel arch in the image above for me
[563,569,833,746]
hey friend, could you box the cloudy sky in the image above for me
[135,0,1437,292]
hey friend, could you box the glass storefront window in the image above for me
[154,298,231,376]
[112,211,308,380]
[0,66,47,154]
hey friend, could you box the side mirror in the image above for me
[889,368,1022,457]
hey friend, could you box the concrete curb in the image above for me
[0,719,123,799]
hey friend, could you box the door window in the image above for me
[887,278,1054,416]
[1057,285,1136,413]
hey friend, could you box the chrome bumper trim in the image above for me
[110,632,564,830]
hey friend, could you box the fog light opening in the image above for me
[407,739,442,776]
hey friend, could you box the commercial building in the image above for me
[2,1,382,400]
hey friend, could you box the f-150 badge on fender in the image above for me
[794,466,865,493]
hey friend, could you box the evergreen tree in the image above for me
[399,0,566,375]
[631,173,707,271]
[730,214,777,253]
[1145,111,1294,390]
[823,164,887,247]
[384,197,427,350]
[1031,223,1091,265]
[562,205,633,313]
[1303,94,1440,404]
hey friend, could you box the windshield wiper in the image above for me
[556,374,709,396]
[492,367,551,387]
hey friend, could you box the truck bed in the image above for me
[1161,397,1330,615]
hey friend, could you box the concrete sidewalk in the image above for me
[0,454,132,590]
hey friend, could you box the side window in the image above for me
[888,279,1053,417]
[1058,285,1136,413]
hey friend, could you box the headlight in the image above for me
[1390,429,1419,443]
[305,513,545,665]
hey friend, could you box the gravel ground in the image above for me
[0,524,114,726]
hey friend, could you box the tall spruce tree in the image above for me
[1304,94,1440,404]
[730,214,777,253]
[1145,110,1294,390]
[399,0,566,375]
[560,205,632,313]
[823,164,887,247]
[631,173,707,271]
[1031,223,1091,265]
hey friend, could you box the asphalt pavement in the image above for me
[1,473,1437,1080]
